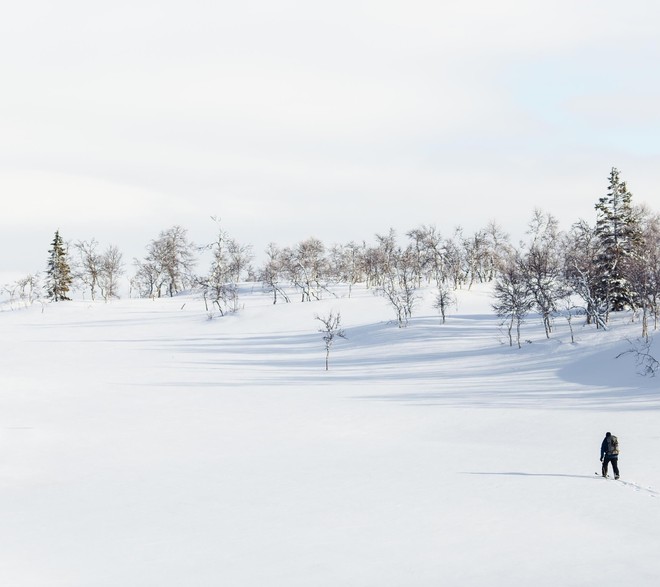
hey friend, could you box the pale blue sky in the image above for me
[2,1,660,277]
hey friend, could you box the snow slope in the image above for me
[1,284,659,587]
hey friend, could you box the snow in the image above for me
[1,284,659,586]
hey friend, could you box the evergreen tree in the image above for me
[45,230,73,301]
[594,167,641,314]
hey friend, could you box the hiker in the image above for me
[600,432,620,479]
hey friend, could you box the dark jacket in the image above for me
[601,435,619,459]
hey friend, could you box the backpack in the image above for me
[608,435,619,455]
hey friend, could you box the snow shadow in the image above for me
[557,342,657,389]
[355,384,660,411]
[462,471,596,481]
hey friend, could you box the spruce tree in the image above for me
[46,230,73,301]
[594,168,641,314]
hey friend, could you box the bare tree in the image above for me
[260,243,290,304]
[362,244,385,289]
[406,226,430,287]
[328,242,364,297]
[99,245,124,300]
[3,274,41,308]
[227,238,254,284]
[492,254,534,348]
[137,226,196,298]
[463,228,492,288]
[378,246,418,328]
[483,221,512,278]
[280,238,328,302]
[419,225,446,286]
[443,227,467,289]
[132,259,164,299]
[315,311,347,371]
[74,239,101,300]
[617,337,659,377]
[433,284,455,324]
[627,208,660,340]
[564,220,607,329]
[198,220,245,315]
[520,210,564,339]
[643,212,660,333]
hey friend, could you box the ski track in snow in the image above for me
[614,479,658,496]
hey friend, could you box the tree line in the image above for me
[4,168,660,345]
[492,168,660,346]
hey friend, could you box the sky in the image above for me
[2,0,660,280]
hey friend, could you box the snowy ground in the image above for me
[1,284,659,586]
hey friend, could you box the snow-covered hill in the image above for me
[1,284,659,586]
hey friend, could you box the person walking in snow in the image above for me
[600,432,620,479]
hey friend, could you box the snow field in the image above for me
[1,284,659,586]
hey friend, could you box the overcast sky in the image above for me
[2,0,660,279]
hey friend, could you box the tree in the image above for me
[328,242,364,297]
[406,226,430,287]
[594,168,641,316]
[199,220,242,315]
[131,259,164,298]
[371,229,398,286]
[99,245,124,300]
[136,226,196,298]
[75,240,124,301]
[617,337,660,377]
[17,273,41,305]
[45,230,73,301]
[433,284,455,324]
[627,207,660,339]
[259,243,290,304]
[443,228,467,289]
[416,225,445,287]
[642,211,660,333]
[316,311,347,371]
[74,239,101,300]
[483,221,512,279]
[281,238,328,302]
[201,217,255,286]
[227,238,253,284]
[564,220,607,329]
[377,245,418,328]
[4,274,41,308]
[492,254,534,348]
[520,210,564,338]
[463,228,491,288]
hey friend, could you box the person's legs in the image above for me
[602,457,609,477]
[612,457,620,478]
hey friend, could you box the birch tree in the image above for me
[137,226,196,297]
[492,254,534,348]
[316,311,347,371]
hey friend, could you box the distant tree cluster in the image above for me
[493,168,660,346]
[256,223,509,327]
[198,218,253,316]
[6,168,660,350]
[74,239,124,301]
[39,231,124,304]
[131,225,196,299]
